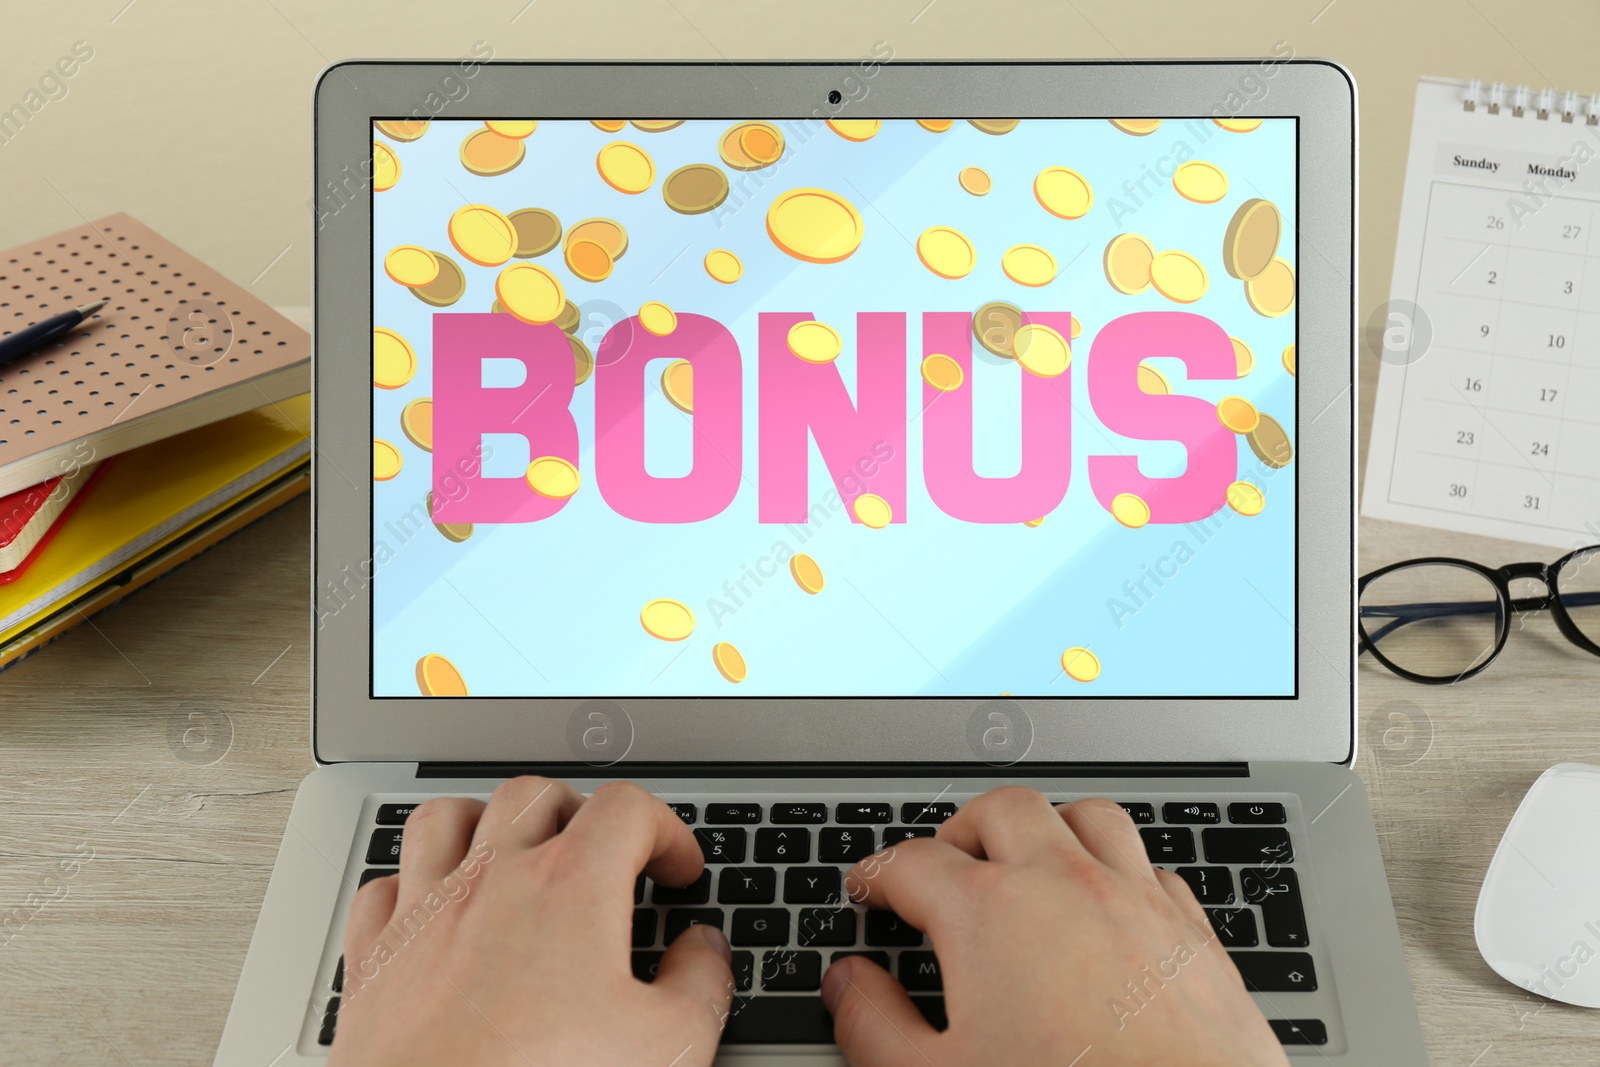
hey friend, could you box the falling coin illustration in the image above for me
[712,642,747,683]
[973,301,1023,359]
[1282,344,1296,376]
[790,553,825,594]
[1110,492,1150,529]
[1222,199,1282,280]
[1103,233,1155,295]
[449,204,518,267]
[1247,414,1294,469]
[508,208,562,258]
[571,335,594,387]
[852,493,893,529]
[704,248,742,283]
[719,122,784,170]
[496,263,566,325]
[920,353,964,392]
[958,167,992,195]
[916,119,954,133]
[426,490,473,543]
[410,251,466,308]
[767,188,864,263]
[459,128,525,176]
[373,327,416,389]
[1227,481,1265,515]
[485,120,537,139]
[663,163,730,215]
[373,142,400,191]
[641,598,695,641]
[591,119,627,133]
[1109,119,1162,136]
[1214,117,1262,133]
[1149,250,1208,304]
[415,653,468,696]
[631,119,685,132]
[787,320,843,363]
[1245,258,1296,317]
[1230,337,1255,377]
[1216,395,1261,434]
[384,245,439,288]
[969,119,1019,135]
[375,119,429,142]
[596,141,656,194]
[526,455,580,499]
[400,398,433,452]
[374,439,402,481]
[1137,362,1172,395]
[917,226,977,279]
[565,238,614,283]
[827,119,881,141]
[565,218,629,260]
[1061,647,1101,682]
[661,358,694,413]
[1001,244,1057,287]
[639,301,677,336]
[1173,160,1228,204]
[1012,323,1070,379]
[1034,166,1093,220]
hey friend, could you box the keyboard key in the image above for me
[653,871,712,905]
[376,803,419,825]
[632,951,663,983]
[754,827,811,864]
[732,908,790,947]
[818,827,875,863]
[722,996,834,1043]
[635,873,645,905]
[332,956,344,993]
[359,867,396,888]
[1118,802,1156,825]
[365,828,404,865]
[912,996,947,1030]
[732,951,755,992]
[632,909,657,947]
[694,827,747,864]
[1241,868,1309,947]
[831,950,889,969]
[1229,802,1286,824]
[770,803,828,824]
[797,908,856,947]
[865,911,923,946]
[667,803,698,824]
[718,867,777,904]
[1228,952,1317,992]
[836,802,892,823]
[1206,908,1259,947]
[1268,1019,1328,1046]
[902,802,958,825]
[706,804,763,824]
[317,996,340,1046]
[1139,827,1196,864]
[1174,866,1235,905]
[1204,828,1293,865]
[882,826,936,846]
[762,950,822,991]
[1163,802,1221,824]
[665,908,725,944]
[899,951,943,992]
[784,866,842,904]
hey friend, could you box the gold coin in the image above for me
[1222,199,1282,280]
[384,245,439,288]
[1227,480,1265,516]
[1247,414,1294,469]
[571,334,594,387]
[415,653,468,696]
[662,163,730,215]
[704,249,742,284]
[1070,315,1082,340]
[591,119,627,133]
[426,491,473,543]
[973,301,1023,359]
[1012,323,1070,379]
[920,353,964,392]
[1023,517,1045,528]
[400,397,433,452]
[661,358,694,413]
[631,119,685,132]
[459,128,525,176]
[411,251,466,307]
[373,327,416,390]
[1149,250,1208,304]
[640,598,695,641]
[1109,119,1162,136]
[827,118,881,141]
[787,320,842,363]
[495,263,565,326]
[554,299,581,333]
[916,226,976,279]
[1282,344,1295,376]
[852,493,893,529]
[1103,233,1154,295]
[969,119,1019,135]
[790,553,825,594]
[596,141,655,194]
[1034,166,1093,219]
[766,188,864,264]
[1001,244,1057,287]
[639,301,677,336]
[492,298,506,314]
[916,119,954,133]
[1230,337,1255,377]
[449,204,518,267]
[1137,362,1172,395]
[565,238,614,283]
[1110,492,1150,529]
[485,119,537,139]
[1216,395,1260,434]
[526,455,580,499]
[1173,160,1228,204]
[719,122,784,170]
[712,642,747,683]
[565,218,629,260]
[508,208,562,258]
[959,166,992,196]
[1214,117,1263,133]
[374,438,402,481]
[375,119,429,142]
[373,142,400,192]
[1245,258,1296,317]
[1061,646,1101,682]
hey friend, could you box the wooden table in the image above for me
[3,338,1598,1065]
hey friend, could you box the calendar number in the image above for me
[1562,224,1582,239]
[1531,442,1550,456]
[1479,324,1490,337]
[1524,495,1541,510]
[1564,281,1574,295]
[1486,215,1505,230]
[1548,334,1566,349]
[1449,483,1468,498]
[1540,388,1558,402]
[1486,270,1497,285]
[1457,430,1475,445]
[1463,377,1483,392]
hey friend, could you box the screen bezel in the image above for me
[313,59,1356,766]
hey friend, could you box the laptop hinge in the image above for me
[417,761,1250,779]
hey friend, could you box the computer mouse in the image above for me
[1474,762,1600,1008]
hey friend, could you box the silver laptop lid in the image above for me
[312,60,1356,766]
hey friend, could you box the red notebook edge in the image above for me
[0,460,114,585]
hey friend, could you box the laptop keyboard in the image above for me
[318,795,1325,1049]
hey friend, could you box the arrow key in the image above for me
[1241,867,1309,947]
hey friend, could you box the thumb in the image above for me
[822,954,940,1067]
[653,923,736,1035]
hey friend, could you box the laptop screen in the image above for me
[366,116,1297,700]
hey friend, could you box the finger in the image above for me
[399,797,485,891]
[344,872,398,960]
[842,837,975,932]
[823,953,939,1067]
[471,775,584,853]
[652,924,735,1038]
[556,781,703,899]
[1056,797,1151,878]
[934,786,1078,864]
[1154,867,1209,931]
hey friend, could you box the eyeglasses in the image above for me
[1358,545,1600,684]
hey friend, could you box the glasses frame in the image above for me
[1358,545,1600,684]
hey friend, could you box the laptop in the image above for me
[214,59,1429,1064]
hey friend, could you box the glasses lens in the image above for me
[1556,546,1600,647]
[1360,562,1503,679]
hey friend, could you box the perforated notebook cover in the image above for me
[0,213,310,496]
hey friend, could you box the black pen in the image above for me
[0,297,109,367]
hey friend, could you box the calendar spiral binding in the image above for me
[1461,78,1600,124]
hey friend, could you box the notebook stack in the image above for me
[0,214,311,670]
